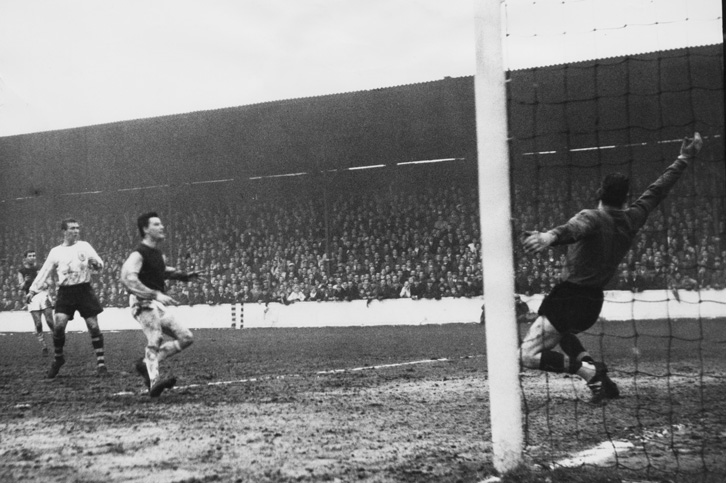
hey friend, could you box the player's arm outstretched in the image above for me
[522,211,598,254]
[626,132,703,230]
[522,230,558,254]
[164,266,202,282]
[160,253,202,282]
[121,252,178,306]
[679,132,703,160]
[522,132,703,254]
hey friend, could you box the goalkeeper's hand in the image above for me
[679,132,703,159]
[523,231,556,254]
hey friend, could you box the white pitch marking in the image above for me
[316,357,450,374]
[550,440,634,468]
[113,356,470,396]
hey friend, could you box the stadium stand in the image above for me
[0,158,723,310]
[0,45,723,310]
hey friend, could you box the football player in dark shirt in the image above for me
[18,250,54,355]
[120,212,199,397]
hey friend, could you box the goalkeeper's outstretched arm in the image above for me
[522,132,703,254]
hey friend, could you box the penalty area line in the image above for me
[315,357,452,374]
[476,439,635,483]
[550,440,634,469]
[113,354,482,396]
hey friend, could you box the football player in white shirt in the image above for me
[28,218,108,378]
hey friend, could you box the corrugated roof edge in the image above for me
[4,42,721,137]
[506,42,723,71]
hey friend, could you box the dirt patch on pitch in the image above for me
[2,327,725,482]
[4,370,725,482]
[1,375,495,482]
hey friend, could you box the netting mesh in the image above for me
[505,12,725,478]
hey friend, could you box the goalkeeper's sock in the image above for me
[560,333,590,360]
[561,333,598,372]
[539,350,567,373]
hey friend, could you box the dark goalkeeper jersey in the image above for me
[549,157,689,288]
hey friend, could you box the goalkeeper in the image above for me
[120,211,200,397]
[519,133,703,404]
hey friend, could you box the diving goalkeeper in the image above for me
[519,133,703,404]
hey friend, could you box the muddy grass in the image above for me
[1,324,724,482]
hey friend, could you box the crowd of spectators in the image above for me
[1,166,724,312]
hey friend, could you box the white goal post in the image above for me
[474,0,524,473]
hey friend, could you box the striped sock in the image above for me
[53,334,65,359]
[91,334,105,367]
[36,332,47,348]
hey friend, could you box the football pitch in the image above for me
[1,321,725,482]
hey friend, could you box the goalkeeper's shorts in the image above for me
[538,281,604,334]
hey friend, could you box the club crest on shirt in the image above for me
[78,252,86,262]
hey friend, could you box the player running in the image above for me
[120,212,199,397]
[519,133,703,404]
[27,219,108,378]
[18,250,55,356]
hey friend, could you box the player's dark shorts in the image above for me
[55,283,103,320]
[538,281,604,334]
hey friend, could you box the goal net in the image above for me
[487,0,725,478]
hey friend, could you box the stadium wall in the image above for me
[1,289,724,332]
[1,45,721,202]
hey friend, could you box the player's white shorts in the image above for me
[129,294,167,321]
[27,291,53,312]
[129,294,190,341]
